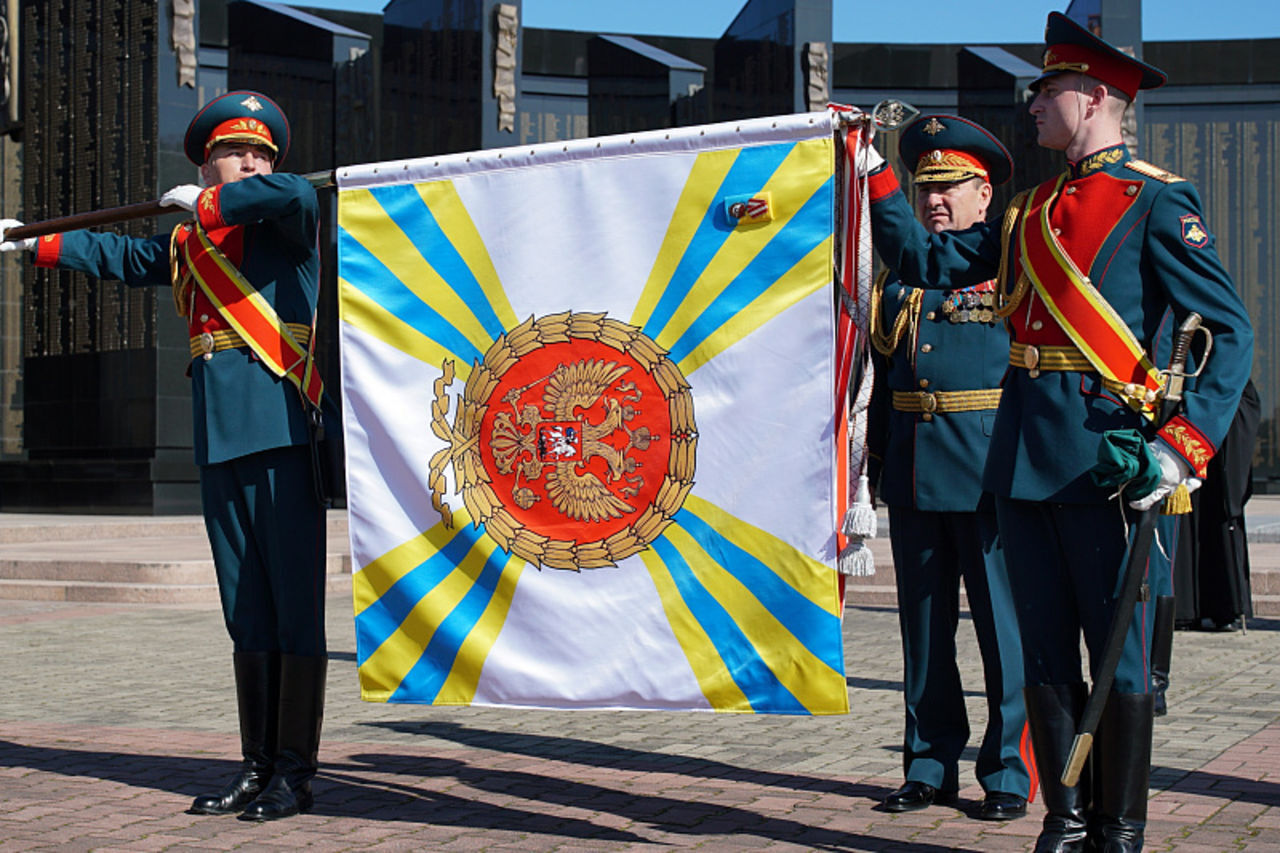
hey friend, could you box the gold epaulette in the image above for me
[1125,160,1185,184]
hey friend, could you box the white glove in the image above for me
[1129,441,1192,511]
[159,184,202,212]
[856,140,886,178]
[0,218,35,252]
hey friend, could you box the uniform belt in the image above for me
[189,323,312,360]
[1009,341,1093,373]
[891,388,1002,414]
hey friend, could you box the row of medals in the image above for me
[941,289,997,324]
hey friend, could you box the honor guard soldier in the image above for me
[867,115,1032,821]
[861,14,1253,852]
[1,91,333,822]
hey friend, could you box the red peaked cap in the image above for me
[1032,11,1166,100]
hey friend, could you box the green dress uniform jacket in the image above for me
[868,144,1254,502]
[34,172,328,656]
[866,275,1031,798]
[34,172,321,466]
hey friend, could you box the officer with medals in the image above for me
[867,115,1031,821]
[1,91,332,822]
[861,14,1254,853]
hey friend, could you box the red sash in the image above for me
[1017,175,1162,417]
[179,221,323,409]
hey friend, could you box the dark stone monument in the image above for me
[4,0,202,512]
[714,0,833,121]
[380,0,522,160]
[588,35,706,136]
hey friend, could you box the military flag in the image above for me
[337,112,849,714]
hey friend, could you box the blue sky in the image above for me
[292,0,1277,42]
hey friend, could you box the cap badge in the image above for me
[240,95,264,112]
[922,117,945,136]
[928,150,944,164]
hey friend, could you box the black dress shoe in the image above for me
[881,781,955,813]
[978,791,1027,821]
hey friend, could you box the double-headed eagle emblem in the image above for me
[429,312,697,571]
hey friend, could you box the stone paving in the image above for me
[0,579,1277,851]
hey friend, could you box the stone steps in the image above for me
[0,512,351,604]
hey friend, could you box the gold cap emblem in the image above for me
[922,117,945,136]
[240,95,264,112]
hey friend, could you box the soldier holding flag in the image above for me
[861,13,1253,852]
[1,90,331,822]
[866,114,1032,821]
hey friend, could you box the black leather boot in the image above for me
[1089,692,1154,852]
[1150,596,1174,717]
[190,652,279,815]
[1024,683,1091,853]
[240,654,326,821]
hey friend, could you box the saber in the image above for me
[1061,311,1204,786]
[4,170,335,242]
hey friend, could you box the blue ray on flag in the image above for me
[641,143,796,341]
[665,176,833,365]
[673,507,844,674]
[649,535,808,715]
[338,228,484,365]
[365,184,508,341]
[354,523,490,668]
[389,543,514,703]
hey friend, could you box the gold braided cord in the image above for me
[869,268,922,357]
[891,388,1002,413]
[994,190,1032,319]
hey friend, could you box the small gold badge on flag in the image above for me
[724,192,773,226]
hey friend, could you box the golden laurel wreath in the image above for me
[428,311,698,571]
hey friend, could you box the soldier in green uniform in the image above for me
[861,14,1254,852]
[867,115,1031,821]
[1,91,331,822]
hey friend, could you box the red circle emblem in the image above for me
[433,312,698,570]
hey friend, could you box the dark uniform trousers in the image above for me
[201,444,327,657]
[995,499,1155,694]
[889,506,1029,795]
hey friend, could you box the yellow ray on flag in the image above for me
[338,187,497,357]
[639,548,754,713]
[414,180,519,333]
[642,495,846,715]
[339,277,473,377]
[353,510,523,704]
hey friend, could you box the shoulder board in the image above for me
[1124,160,1185,183]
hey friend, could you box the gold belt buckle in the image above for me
[199,331,215,361]
[919,391,938,413]
[1023,344,1040,370]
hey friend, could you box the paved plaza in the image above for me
[0,519,1278,850]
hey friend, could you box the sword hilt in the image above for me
[1161,311,1203,409]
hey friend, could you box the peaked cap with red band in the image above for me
[1032,11,1166,100]
[184,90,291,167]
[898,113,1013,187]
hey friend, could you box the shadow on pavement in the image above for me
[330,749,963,851]
[0,736,973,850]
[1157,767,1280,807]
[363,719,887,799]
